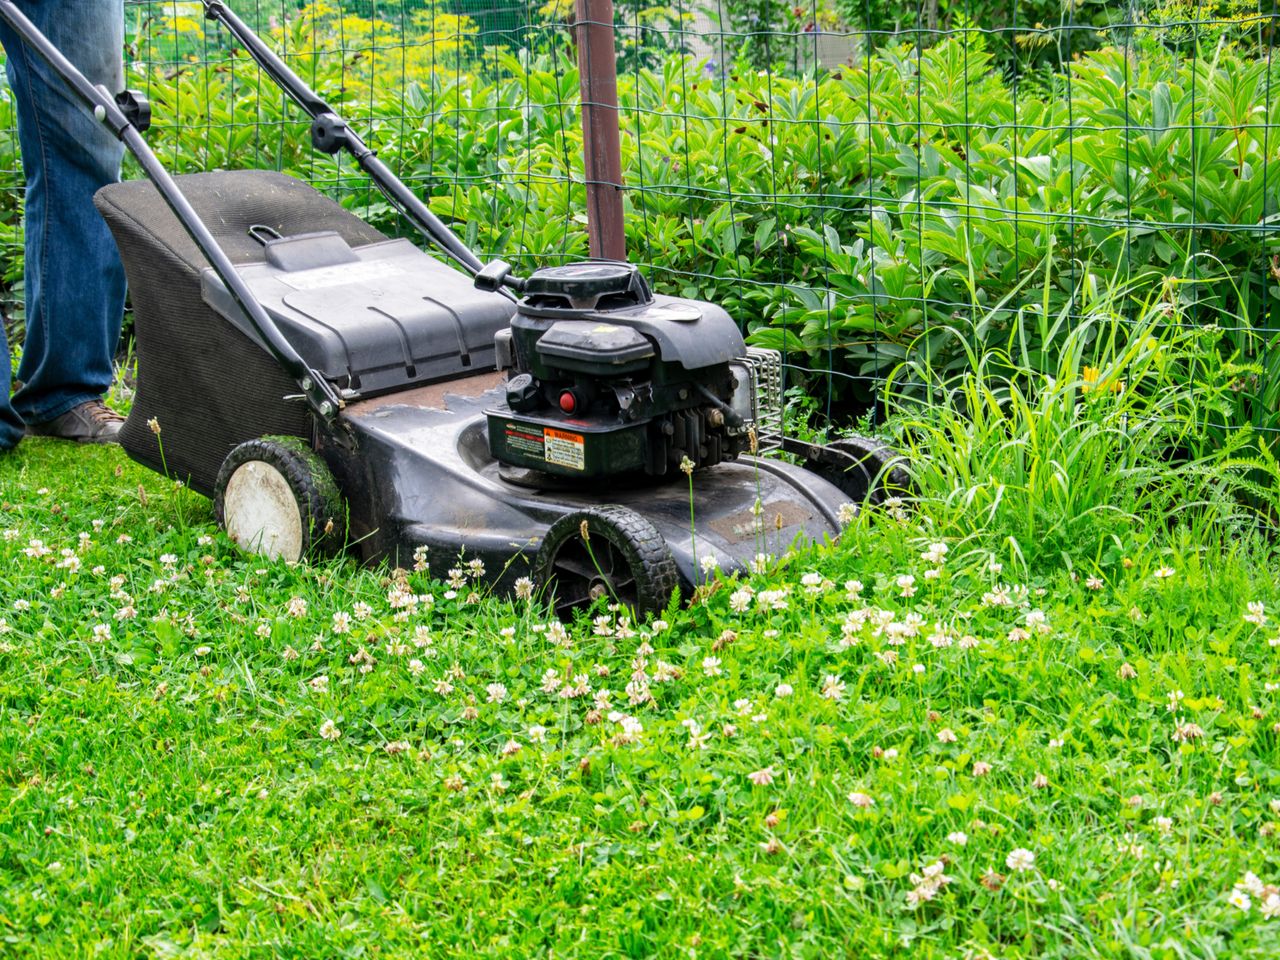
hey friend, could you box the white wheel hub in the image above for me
[221,459,303,561]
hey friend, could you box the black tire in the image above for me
[801,434,910,506]
[213,436,346,562]
[534,505,678,619]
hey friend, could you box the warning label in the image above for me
[544,428,585,471]
[504,424,545,458]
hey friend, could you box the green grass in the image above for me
[2,432,1280,958]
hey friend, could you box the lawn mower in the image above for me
[0,0,906,615]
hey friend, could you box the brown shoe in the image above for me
[26,399,125,444]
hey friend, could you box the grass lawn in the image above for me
[2,436,1280,958]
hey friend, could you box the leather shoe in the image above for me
[26,399,125,444]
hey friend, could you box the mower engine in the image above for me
[487,262,764,480]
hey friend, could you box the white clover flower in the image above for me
[947,831,968,846]
[702,656,723,677]
[485,682,508,704]
[528,724,547,743]
[748,766,776,786]
[819,673,846,701]
[774,682,793,698]
[319,719,341,741]
[847,791,874,808]
[1245,601,1268,626]
[332,611,352,634]
[1006,848,1036,872]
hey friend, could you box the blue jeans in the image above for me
[0,0,126,450]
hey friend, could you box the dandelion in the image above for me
[847,791,875,808]
[1006,848,1035,872]
[748,766,777,786]
[319,719,341,741]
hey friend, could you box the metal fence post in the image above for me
[574,0,626,261]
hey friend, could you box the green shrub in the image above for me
[1,5,1277,456]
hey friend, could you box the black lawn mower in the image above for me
[0,0,906,616]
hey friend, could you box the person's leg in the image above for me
[0,318,21,451]
[0,0,126,434]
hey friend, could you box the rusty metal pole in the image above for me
[574,0,626,261]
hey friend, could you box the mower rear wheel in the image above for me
[800,434,910,506]
[534,505,678,620]
[214,437,345,562]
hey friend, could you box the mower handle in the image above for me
[202,0,522,298]
[0,0,346,423]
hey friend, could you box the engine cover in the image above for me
[485,262,756,480]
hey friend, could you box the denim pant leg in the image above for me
[0,0,126,447]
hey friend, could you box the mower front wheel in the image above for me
[534,505,678,620]
[214,437,346,562]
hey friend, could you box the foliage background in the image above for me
[0,0,1277,449]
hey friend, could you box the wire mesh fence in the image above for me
[1,0,1277,444]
